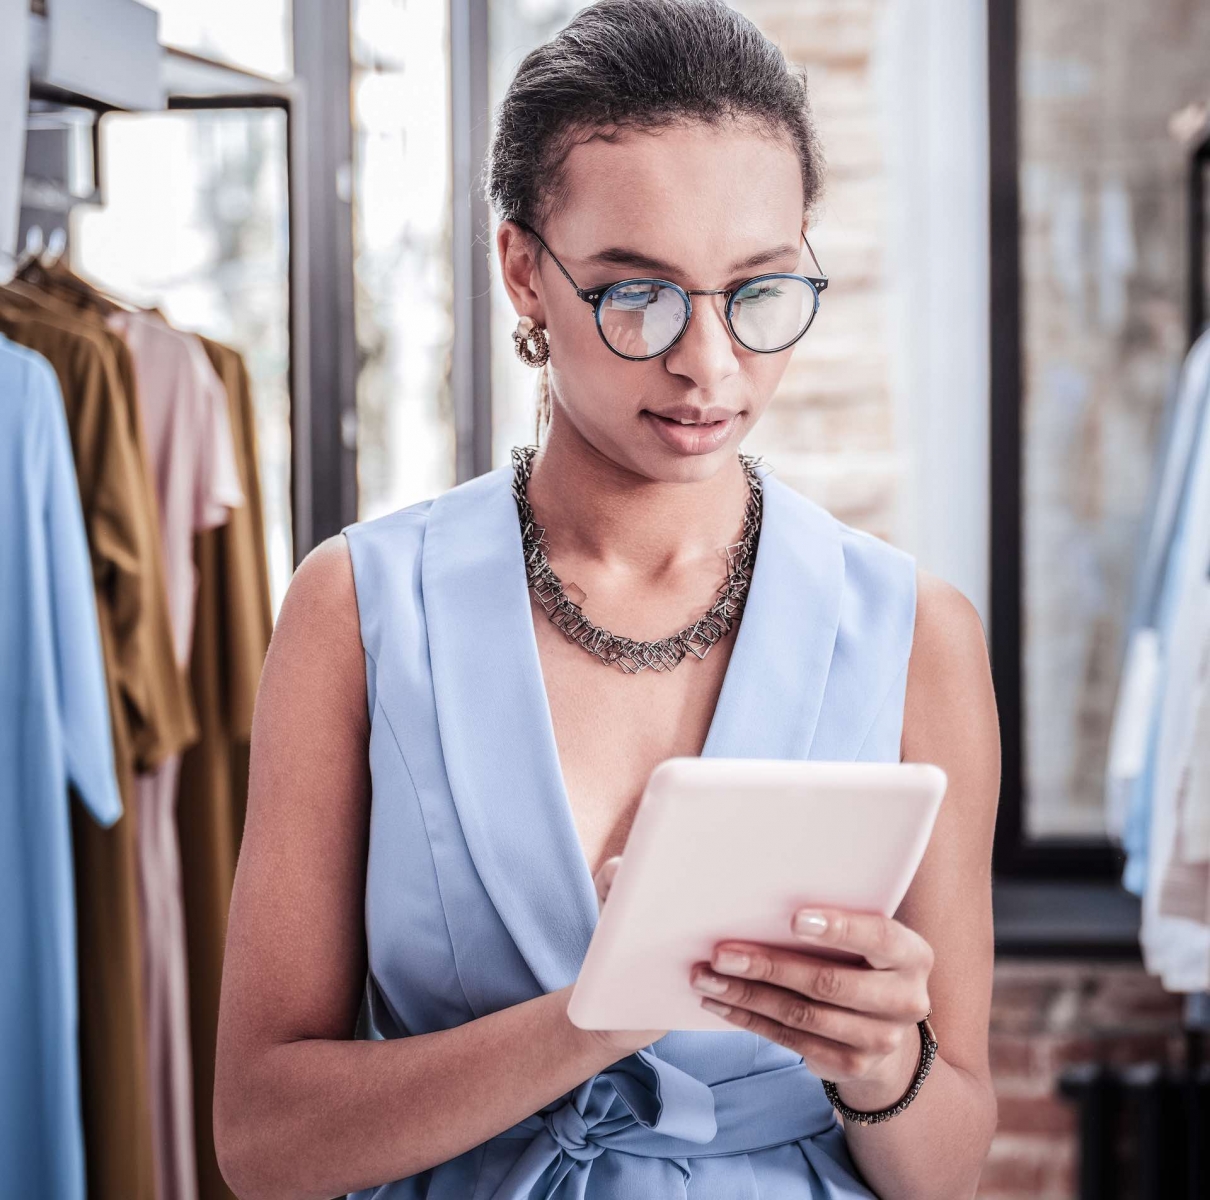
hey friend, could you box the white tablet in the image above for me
[566,757,947,1031]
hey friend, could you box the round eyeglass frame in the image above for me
[514,219,829,362]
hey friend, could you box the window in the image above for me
[73,109,294,616]
[351,0,457,519]
[990,0,1210,873]
[488,0,583,466]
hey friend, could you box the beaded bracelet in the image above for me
[821,1011,938,1126]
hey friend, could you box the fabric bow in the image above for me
[488,1047,717,1199]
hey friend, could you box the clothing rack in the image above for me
[1181,108,1210,1061]
[1057,119,1210,1200]
[3,28,295,1200]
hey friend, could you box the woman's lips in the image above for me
[641,410,740,454]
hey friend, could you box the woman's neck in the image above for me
[522,416,753,580]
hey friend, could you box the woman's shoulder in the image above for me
[340,496,437,595]
[341,495,437,551]
[269,501,433,692]
[258,533,369,743]
[761,467,916,578]
[784,477,919,623]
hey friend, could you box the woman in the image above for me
[213,2,1000,1197]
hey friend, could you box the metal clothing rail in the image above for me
[20,12,337,563]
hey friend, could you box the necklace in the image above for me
[509,443,765,674]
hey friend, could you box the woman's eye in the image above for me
[737,284,785,303]
[609,284,660,309]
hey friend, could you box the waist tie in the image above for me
[486,1048,839,1199]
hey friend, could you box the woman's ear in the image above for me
[497,220,547,326]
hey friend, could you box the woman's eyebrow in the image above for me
[584,241,801,276]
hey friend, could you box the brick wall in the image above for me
[733,0,902,543]
[979,960,1186,1199]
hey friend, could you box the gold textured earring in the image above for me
[513,315,550,367]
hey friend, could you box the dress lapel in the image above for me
[421,459,844,995]
[424,464,597,995]
[699,463,844,762]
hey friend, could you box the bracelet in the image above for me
[821,1011,938,1126]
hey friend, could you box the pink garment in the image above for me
[135,756,195,1200]
[111,309,244,1200]
[110,310,245,663]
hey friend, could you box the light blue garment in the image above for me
[341,456,918,1199]
[0,334,123,1198]
[1120,334,1210,896]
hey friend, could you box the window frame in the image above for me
[986,0,1140,955]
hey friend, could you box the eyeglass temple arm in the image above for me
[802,231,828,290]
[514,219,595,302]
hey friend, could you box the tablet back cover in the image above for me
[567,758,947,1031]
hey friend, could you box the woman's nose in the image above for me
[662,293,740,388]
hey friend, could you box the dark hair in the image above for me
[484,0,826,232]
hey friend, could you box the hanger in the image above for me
[4,224,143,317]
[10,225,132,316]
[1169,98,1210,149]
[42,227,67,268]
[15,234,132,314]
[0,227,47,286]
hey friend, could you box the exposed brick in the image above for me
[990,976,1067,1033]
[1044,1031,1183,1071]
[1079,972,1186,1026]
[995,1093,1077,1136]
[977,1136,1056,1193]
[983,960,1188,1200]
[989,1033,1043,1080]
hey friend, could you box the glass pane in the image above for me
[351,0,457,518]
[488,0,584,466]
[1018,2,1210,837]
[72,109,293,618]
[142,0,292,79]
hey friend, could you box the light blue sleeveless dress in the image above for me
[340,455,917,1200]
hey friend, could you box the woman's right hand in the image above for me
[560,855,668,1057]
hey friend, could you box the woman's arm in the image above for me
[212,536,637,1200]
[834,567,1000,1199]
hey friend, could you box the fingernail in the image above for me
[793,910,829,937]
[692,972,731,996]
[701,998,732,1016]
[713,950,751,974]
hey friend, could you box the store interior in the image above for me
[3,2,1210,1198]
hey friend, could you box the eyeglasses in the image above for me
[515,219,828,361]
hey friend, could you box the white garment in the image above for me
[1106,328,1210,842]
[1140,361,1210,991]
[1155,576,1210,925]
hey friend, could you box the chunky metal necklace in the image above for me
[509,443,765,674]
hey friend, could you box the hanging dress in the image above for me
[340,455,918,1200]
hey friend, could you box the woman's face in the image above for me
[498,119,810,483]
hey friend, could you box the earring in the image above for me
[513,315,550,367]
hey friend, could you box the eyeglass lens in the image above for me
[598,276,818,359]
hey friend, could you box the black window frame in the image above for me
[987,0,1143,957]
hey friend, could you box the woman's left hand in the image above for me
[688,907,935,1107]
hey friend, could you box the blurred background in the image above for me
[3,1,1210,1198]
